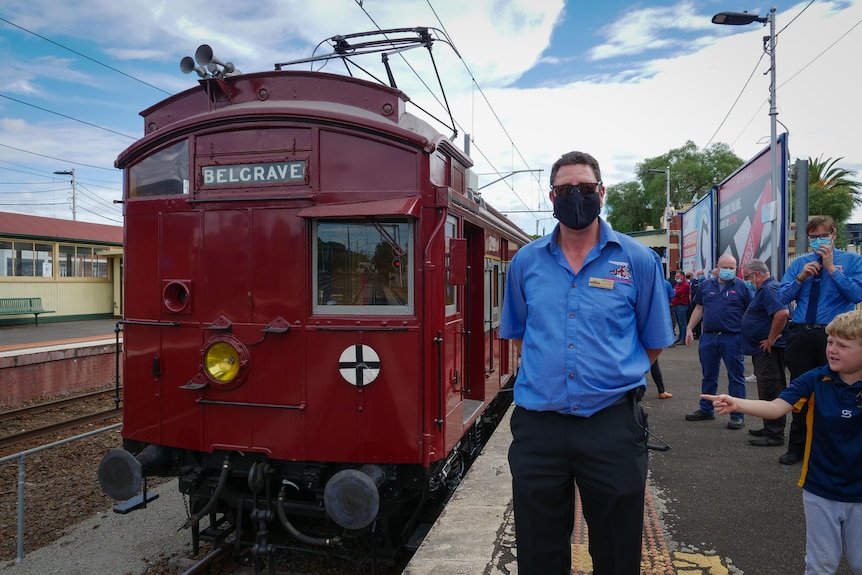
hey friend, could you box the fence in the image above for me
[0,423,121,563]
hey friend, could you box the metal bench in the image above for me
[0,297,56,325]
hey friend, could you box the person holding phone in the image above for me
[777,215,862,465]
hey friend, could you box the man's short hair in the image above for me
[806,215,836,235]
[549,151,602,187]
[826,310,862,341]
[742,259,769,275]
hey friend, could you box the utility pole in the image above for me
[647,167,671,274]
[54,169,77,221]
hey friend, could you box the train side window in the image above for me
[444,215,458,315]
[313,219,413,315]
[128,140,189,198]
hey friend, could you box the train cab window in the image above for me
[313,219,413,315]
[444,216,458,314]
[128,140,189,198]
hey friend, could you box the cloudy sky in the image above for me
[1,0,860,235]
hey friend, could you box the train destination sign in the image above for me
[201,161,306,186]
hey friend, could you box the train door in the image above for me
[498,239,512,382]
[443,216,465,430]
[461,221,487,421]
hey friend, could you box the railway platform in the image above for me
[405,343,856,575]
[0,319,121,406]
[1,321,855,574]
[0,318,120,352]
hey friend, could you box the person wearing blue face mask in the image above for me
[776,215,862,465]
[683,254,753,429]
[740,259,790,446]
[501,150,674,575]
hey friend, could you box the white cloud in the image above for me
[1,0,860,230]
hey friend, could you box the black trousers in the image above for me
[751,349,787,436]
[508,400,648,575]
[650,360,666,393]
[785,326,828,455]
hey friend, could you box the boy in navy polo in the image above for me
[703,310,862,573]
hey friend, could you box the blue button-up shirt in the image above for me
[500,219,674,417]
[778,249,862,323]
[741,276,788,355]
[692,276,752,332]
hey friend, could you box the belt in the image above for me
[547,390,635,418]
[790,323,827,330]
[703,330,739,335]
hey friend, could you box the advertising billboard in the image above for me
[680,190,714,276]
[716,133,788,278]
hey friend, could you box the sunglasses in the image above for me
[551,181,602,197]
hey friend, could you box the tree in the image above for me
[807,155,861,217]
[605,141,743,233]
[604,181,652,233]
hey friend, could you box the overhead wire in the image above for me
[424,0,546,215]
[351,0,543,221]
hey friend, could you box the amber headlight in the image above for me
[202,336,249,390]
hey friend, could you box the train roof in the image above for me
[116,70,469,170]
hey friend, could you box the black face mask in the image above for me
[553,191,600,230]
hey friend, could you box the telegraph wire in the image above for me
[701,52,765,151]
[0,16,171,96]
[75,203,122,225]
[703,1,850,153]
[0,143,115,171]
[775,0,815,37]
[0,94,137,140]
[726,14,862,150]
[778,16,862,89]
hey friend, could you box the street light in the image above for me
[713,6,779,273]
[53,169,77,221]
[647,167,671,274]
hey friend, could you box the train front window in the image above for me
[128,140,189,198]
[314,220,413,315]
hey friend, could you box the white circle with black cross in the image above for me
[338,344,381,387]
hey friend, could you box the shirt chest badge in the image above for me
[589,277,615,290]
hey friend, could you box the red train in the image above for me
[98,30,532,566]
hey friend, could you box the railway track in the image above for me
[0,389,120,424]
[0,389,122,450]
[0,408,122,450]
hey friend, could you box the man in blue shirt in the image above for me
[684,254,752,428]
[500,151,674,575]
[740,258,789,446]
[777,215,862,465]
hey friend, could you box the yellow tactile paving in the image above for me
[571,486,732,574]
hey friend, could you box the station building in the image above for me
[0,211,123,326]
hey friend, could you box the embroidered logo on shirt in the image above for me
[608,261,632,283]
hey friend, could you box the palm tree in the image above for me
[806,156,862,222]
